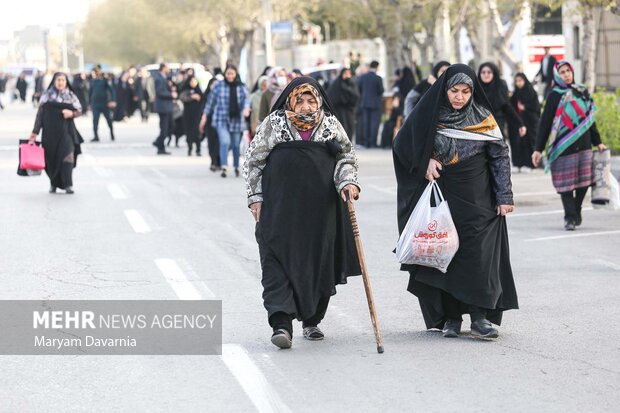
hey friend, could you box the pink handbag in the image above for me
[19,143,45,170]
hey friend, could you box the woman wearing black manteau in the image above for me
[28,72,84,194]
[179,75,204,156]
[393,64,519,340]
[509,73,541,173]
[478,62,527,142]
[244,77,362,349]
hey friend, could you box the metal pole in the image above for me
[43,29,49,72]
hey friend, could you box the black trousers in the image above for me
[560,187,588,222]
[155,112,172,150]
[441,290,487,322]
[92,105,113,137]
[269,296,331,334]
[361,108,381,148]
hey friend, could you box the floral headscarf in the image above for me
[285,83,323,131]
[39,72,82,111]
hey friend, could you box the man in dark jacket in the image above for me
[357,60,384,148]
[89,66,116,142]
[535,47,557,98]
[152,63,176,155]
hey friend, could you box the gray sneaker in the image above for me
[470,319,499,339]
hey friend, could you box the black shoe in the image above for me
[157,150,171,155]
[49,186,56,193]
[271,329,292,349]
[442,319,462,338]
[470,319,498,339]
[90,137,99,142]
[303,326,325,341]
[110,132,115,141]
[221,168,227,178]
[235,168,240,177]
[564,220,576,231]
[210,165,217,172]
[65,187,74,194]
[188,148,192,156]
[575,213,582,226]
[196,152,202,157]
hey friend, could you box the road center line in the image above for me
[123,209,151,233]
[526,230,620,242]
[222,344,293,413]
[154,258,213,300]
[107,183,128,199]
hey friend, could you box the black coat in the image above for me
[327,74,360,139]
[357,71,384,109]
[393,64,518,328]
[478,63,523,133]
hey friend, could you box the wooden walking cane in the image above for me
[345,194,384,354]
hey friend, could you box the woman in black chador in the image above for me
[393,64,518,339]
[244,77,362,349]
[179,75,204,156]
[478,62,526,139]
[509,72,541,172]
[29,72,84,194]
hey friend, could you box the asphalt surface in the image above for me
[1,102,619,412]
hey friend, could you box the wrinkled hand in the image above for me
[598,143,607,151]
[519,126,527,137]
[497,205,514,216]
[340,184,360,202]
[425,158,442,182]
[532,151,542,168]
[62,109,74,119]
[250,202,262,222]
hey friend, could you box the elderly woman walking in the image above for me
[29,72,84,194]
[244,77,362,349]
[393,64,519,339]
[532,61,606,230]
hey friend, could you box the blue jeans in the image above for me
[216,127,241,168]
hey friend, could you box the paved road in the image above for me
[1,103,619,412]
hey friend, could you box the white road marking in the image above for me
[153,258,289,412]
[221,344,293,413]
[154,258,214,300]
[82,153,96,162]
[592,259,620,271]
[526,230,620,242]
[150,167,168,179]
[107,183,128,199]
[123,209,151,233]
[93,166,113,177]
[509,207,593,218]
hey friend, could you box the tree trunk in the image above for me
[581,3,597,90]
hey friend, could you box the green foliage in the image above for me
[592,88,620,154]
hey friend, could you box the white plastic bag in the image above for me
[395,181,460,273]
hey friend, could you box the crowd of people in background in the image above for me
[1,49,597,184]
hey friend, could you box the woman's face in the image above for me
[189,77,198,88]
[294,93,319,114]
[447,83,472,110]
[436,65,449,79]
[479,66,494,84]
[54,75,67,90]
[515,76,525,89]
[225,68,237,83]
[558,65,574,85]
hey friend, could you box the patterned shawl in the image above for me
[434,72,503,165]
[285,83,323,131]
[39,72,82,111]
[544,61,596,171]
